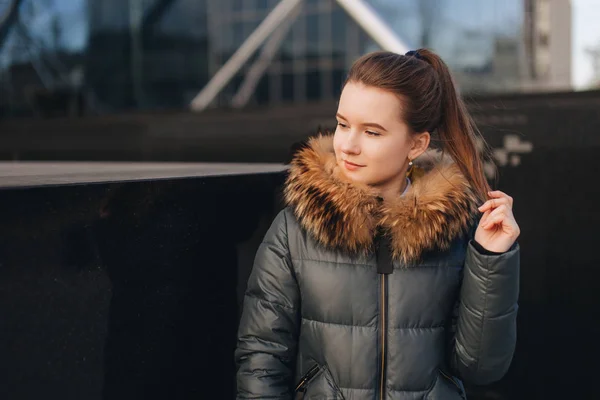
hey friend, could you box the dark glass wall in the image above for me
[86,0,209,111]
[0,0,209,117]
[208,0,526,106]
[0,0,528,117]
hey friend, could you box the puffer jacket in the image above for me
[235,135,520,400]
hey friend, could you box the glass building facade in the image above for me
[0,0,541,116]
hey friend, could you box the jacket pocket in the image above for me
[294,363,344,400]
[426,369,466,400]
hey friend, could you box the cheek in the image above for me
[368,139,407,170]
[371,140,404,161]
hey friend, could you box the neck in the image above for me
[374,175,409,201]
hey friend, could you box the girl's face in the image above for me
[333,81,429,195]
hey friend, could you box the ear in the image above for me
[408,131,430,160]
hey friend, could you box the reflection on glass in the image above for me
[232,0,244,12]
[233,21,244,47]
[306,12,319,61]
[306,70,321,100]
[331,7,346,62]
[282,72,294,101]
[366,0,524,93]
[256,0,271,10]
[332,68,344,98]
[254,74,270,104]
[0,0,211,116]
[0,0,574,115]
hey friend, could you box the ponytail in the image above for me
[416,49,493,201]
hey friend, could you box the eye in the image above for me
[337,122,348,128]
[366,130,381,137]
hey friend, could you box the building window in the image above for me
[256,0,271,10]
[232,0,244,12]
[282,72,295,101]
[332,68,345,97]
[306,13,320,60]
[331,7,346,62]
[254,74,270,104]
[306,70,322,100]
[233,22,245,47]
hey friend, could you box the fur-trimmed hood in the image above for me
[284,134,480,264]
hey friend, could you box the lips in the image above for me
[343,160,365,171]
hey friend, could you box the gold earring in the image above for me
[407,159,414,178]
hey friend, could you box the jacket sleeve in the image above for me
[235,210,300,399]
[449,240,520,385]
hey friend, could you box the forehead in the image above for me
[338,82,404,123]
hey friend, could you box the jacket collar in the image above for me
[284,134,480,264]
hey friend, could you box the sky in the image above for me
[572,0,600,88]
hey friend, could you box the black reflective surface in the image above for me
[1,91,600,398]
[487,147,600,400]
[2,148,599,399]
[0,172,284,399]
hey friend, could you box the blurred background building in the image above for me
[523,0,572,91]
[0,0,578,117]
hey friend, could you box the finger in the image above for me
[484,214,520,236]
[482,205,511,229]
[478,197,512,212]
[482,213,505,230]
[488,204,510,220]
[479,209,492,226]
[479,198,502,212]
[488,190,514,207]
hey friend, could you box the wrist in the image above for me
[471,240,506,256]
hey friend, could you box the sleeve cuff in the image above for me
[470,240,510,256]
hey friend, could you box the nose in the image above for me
[340,131,360,155]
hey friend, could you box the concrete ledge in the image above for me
[0,162,287,189]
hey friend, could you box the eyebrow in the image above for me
[336,113,388,132]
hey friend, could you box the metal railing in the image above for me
[190,0,409,112]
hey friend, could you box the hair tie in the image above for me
[405,50,423,60]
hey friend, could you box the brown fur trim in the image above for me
[284,134,480,264]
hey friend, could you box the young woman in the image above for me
[235,49,520,400]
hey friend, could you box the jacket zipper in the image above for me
[375,226,391,400]
[295,364,321,393]
[379,273,387,400]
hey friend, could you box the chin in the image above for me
[339,169,371,185]
[346,170,401,190]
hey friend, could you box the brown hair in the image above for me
[345,49,493,201]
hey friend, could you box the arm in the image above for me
[235,210,300,399]
[449,241,520,385]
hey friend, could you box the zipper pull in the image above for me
[294,364,321,395]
